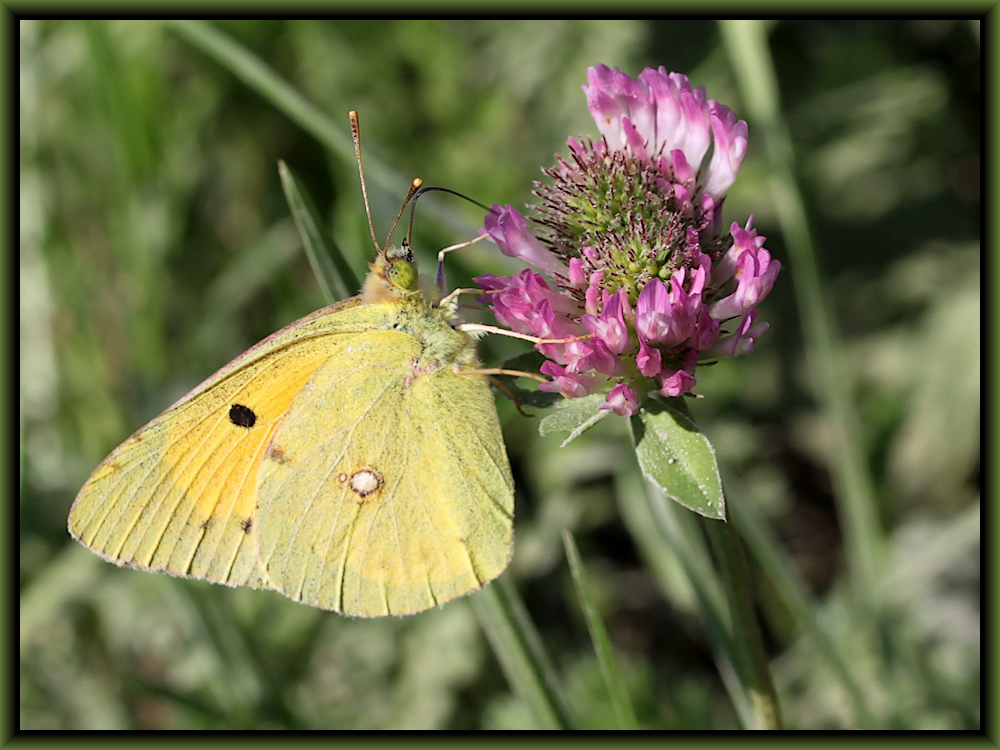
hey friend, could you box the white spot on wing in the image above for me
[349,469,382,498]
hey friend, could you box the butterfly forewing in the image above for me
[67,302,382,588]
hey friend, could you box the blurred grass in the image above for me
[19,19,980,729]
[562,530,638,729]
[721,18,883,633]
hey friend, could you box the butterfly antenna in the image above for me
[405,186,490,246]
[350,110,382,253]
[405,186,491,292]
[383,178,423,253]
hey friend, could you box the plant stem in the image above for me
[562,530,638,729]
[469,577,573,729]
[728,493,876,728]
[704,516,783,730]
[718,19,882,623]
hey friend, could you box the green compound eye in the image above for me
[388,258,418,291]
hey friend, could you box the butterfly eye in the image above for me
[387,258,418,291]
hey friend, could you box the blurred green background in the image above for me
[20,19,980,729]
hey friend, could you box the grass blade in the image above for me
[469,578,573,729]
[718,19,883,622]
[165,20,473,238]
[561,530,638,729]
[278,160,359,303]
[728,491,875,728]
[165,20,391,188]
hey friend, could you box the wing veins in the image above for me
[185,420,275,580]
[114,405,231,562]
[259,362,388,567]
[356,397,410,615]
[137,399,254,567]
[80,321,366,551]
[336,371,403,614]
[440,384,513,521]
[167,349,330,571]
[384,391,467,603]
[263,363,399,611]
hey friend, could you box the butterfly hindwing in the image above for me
[256,328,515,617]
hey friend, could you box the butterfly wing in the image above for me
[67,299,381,589]
[256,330,514,617]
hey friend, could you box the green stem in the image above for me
[703,516,783,730]
[729,492,876,728]
[718,20,883,621]
[616,467,756,727]
[562,530,638,729]
[469,577,573,730]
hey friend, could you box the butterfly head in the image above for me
[362,241,420,303]
[384,243,418,292]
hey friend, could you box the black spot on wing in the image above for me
[229,404,257,428]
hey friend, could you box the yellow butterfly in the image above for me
[68,113,514,618]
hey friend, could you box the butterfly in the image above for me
[67,113,515,618]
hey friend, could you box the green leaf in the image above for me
[500,349,547,375]
[538,393,608,445]
[279,160,360,304]
[500,384,563,412]
[492,351,563,410]
[629,398,725,520]
[562,531,638,729]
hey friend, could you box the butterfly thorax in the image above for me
[361,245,480,382]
